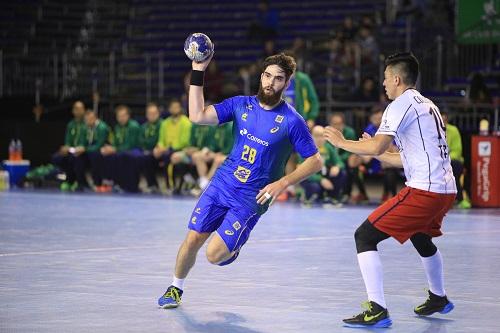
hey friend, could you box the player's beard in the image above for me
[257,83,284,107]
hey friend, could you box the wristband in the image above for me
[190,70,205,86]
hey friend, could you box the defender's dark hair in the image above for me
[146,102,159,109]
[115,104,131,115]
[385,52,419,86]
[261,53,297,81]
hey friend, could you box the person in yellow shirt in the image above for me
[153,99,192,192]
[442,111,471,209]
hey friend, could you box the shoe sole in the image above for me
[415,301,454,316]
[343,318,392,328]
[160,303,180,309]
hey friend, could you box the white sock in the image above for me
[172,276,185,290]
[357,251,386,308]
[420,250,445,296]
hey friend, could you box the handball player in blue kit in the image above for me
[158,51,322,308]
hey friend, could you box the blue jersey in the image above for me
[213,95,318,214]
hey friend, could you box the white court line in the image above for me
[2,229,500,258]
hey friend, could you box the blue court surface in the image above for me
[1,191,499,333]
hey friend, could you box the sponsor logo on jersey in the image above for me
[225,229,234,236]
[234,165,251,183]
[233,221,241,231]
[239,128,269,146]
[246,104,253,110]
[275,115,284,123]
[270,126,279,133]
[191,216,197,224]
[242,112,248,121]
[195,207,201,214]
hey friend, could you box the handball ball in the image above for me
[184,33,214,63]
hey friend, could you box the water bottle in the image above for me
[9,139,15,161]
[16,139,23,160]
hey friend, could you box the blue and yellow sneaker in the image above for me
[414,290,454,316]
[343,301,392,328]
[158,285,183,309]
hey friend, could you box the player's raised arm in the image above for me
[188,55,219,125]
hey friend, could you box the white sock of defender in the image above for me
[420,250,445,297]
[357,251,387,308]
[172,276,185,290]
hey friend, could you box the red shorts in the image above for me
[368,186,456,244]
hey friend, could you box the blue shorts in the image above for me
[187,181,260,252]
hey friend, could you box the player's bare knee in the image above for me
[205,247,227,265]
[185,232,207,250]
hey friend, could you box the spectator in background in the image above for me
[299,126,346,206]
[32,104,44,123]
[153,99,192,194]
[283,67,320,129]
[204,60,224,103]
[329,112,357,202]
[288,36,307,70]
[84,110,110,192]
[99,105,142,192]
[248,0,279,42]
[169,123,214,194]
[441,111,471,209]
[467,73,492,104]
[52,100,87,192]
[352,77,379,103]
[140,103,162,193]
[349,107,400,203]
[191,122,234,195]
[338,16,358,42]
[356,25,379,76]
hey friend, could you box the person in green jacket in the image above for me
[52,100,87,191]
[100,105,142,192]
[329,112,357,202]
[169,123,215,194]
[153,99,192,193]
[284,70,320,129]
[84,109,110,191]
[140,103,162,192]
[189,122,234,193]
[442,111,471,209]
[299,125,347,205]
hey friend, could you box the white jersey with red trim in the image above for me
[376,89,457,194]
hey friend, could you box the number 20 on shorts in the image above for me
[241,145,257,164]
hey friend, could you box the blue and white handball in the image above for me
[184,33,214,63]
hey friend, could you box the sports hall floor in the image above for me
[1,191,499,333]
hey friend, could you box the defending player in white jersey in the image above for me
[324,52,456,328]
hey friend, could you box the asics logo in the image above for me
[239,128,269,146]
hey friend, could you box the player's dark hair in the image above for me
[168,98,181,107]
[330,112,345,122]
[115,104,131,115]
[73,100,85,109]
[261,53,297,81]
[146,102,159,109]
[385,52,419,86]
